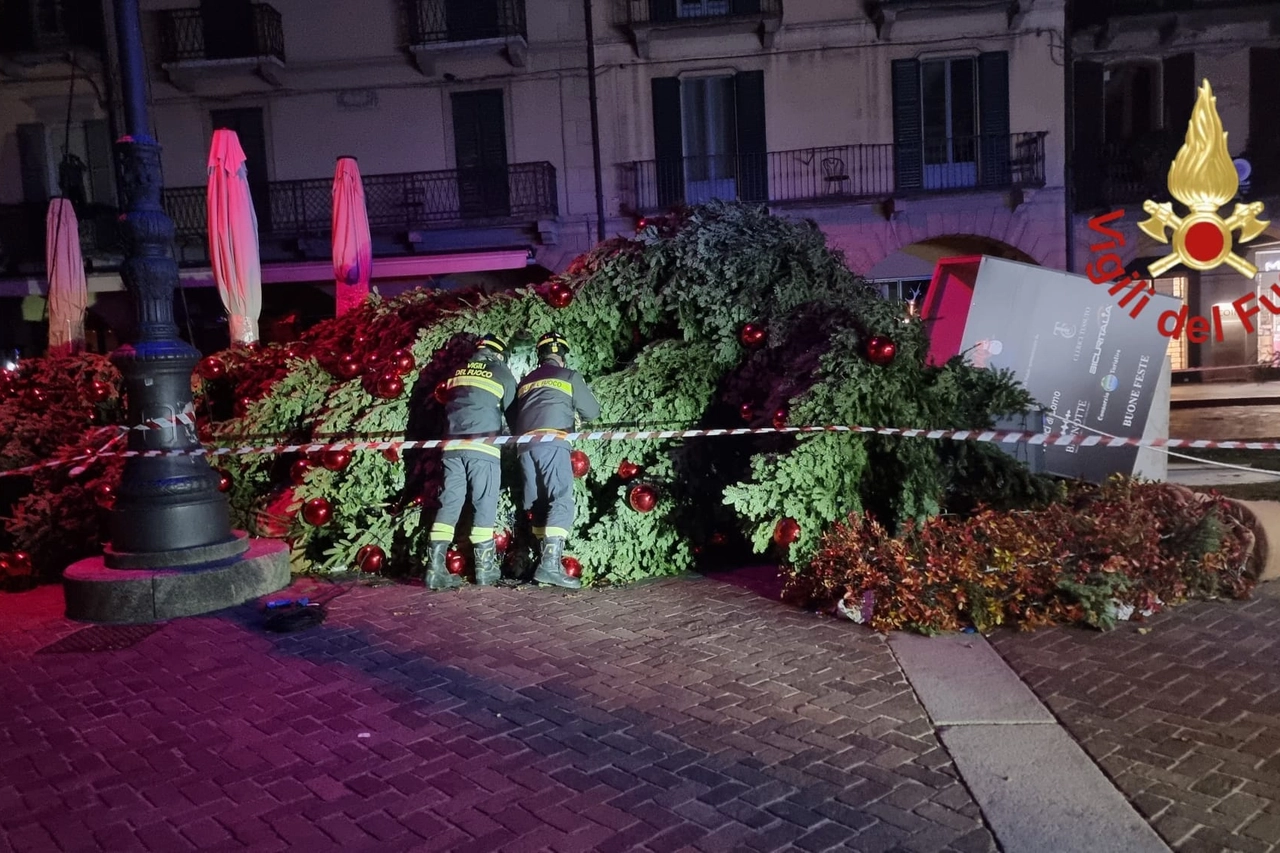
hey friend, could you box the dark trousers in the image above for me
[430,450,500,544]
[518,441,574,540]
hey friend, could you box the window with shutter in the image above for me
[891,59,923,192]
[977,52,1010,188]
[451,90,510,219]
[17,124,51,205]
[734,70,767,203]
[651,77,684,208]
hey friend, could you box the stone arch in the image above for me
[823,197,1066,276]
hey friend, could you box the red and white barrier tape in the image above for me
[2,423,1275,480]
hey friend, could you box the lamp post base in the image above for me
[63,537,290,624]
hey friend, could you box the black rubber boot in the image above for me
[426,541,463,590]
[533,537,580,589]
[505,513,538,583]
[474,540,500,586]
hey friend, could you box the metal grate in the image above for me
[37,623,164,654]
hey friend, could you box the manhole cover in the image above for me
[37,624,164,654]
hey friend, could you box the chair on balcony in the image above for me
[822,157,849,195]
[1010,137,1039,186]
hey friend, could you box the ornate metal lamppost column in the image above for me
[107,0,245,565]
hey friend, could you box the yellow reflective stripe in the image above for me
[443,440,501,457]
[532,526,546,537]
[518,378,573,397]
[527,428,568,438]
[446,375,504,398]
[543,527,569,539]
[429,523,454,541]
[469,527,494,543]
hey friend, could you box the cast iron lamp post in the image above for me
[106,0,245,565]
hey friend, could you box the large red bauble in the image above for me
[739,322,767,349]
[302,497,333,526]
[375,374,404,399]
[9,551,32,574]
[570,450,590,478]
[628,484,658,513]
[617,459,641,481]
[355,544,385,574]
[94,482,116,510]
[289,459,312,486]
[772,408,788,431]
[234,396,254,418]
[333,354,361,380]
[322,449,351,471]
[215,469,232,493]
[434,381,452,405]
[86,380,110,403]
[494,529,512,552]
[773,517,801,546]
[392,350,415,376]
[545,282,574,309]
[196,356,226,381]
[562,556,582,579]
[446,549,467,575]
[382,447,400,463]
[866,336,897,367]
[739,403,754,422]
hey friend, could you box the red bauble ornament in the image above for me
[216,469,232,493]
[333,354,361,380]
[289,459,312,486]
[94,482,116,510]
[866,336,897,367]
[392,350,415,376]
[545,282,574,309]
[234,396,254,418]
[628,484,658,513]
[375,374,404,399]
[353,332,371,349]
[570,450,590,478]
[322,449,351,471]
[24,388,46,409]
[494,529,512,552]
[302,497,332,526]
[9,551,32,575]
[710,531,727,546]
[86,380,110,403]
[773,517,801,546]
[446,549,467,575]
[739,322,767,349]
[739,403,754,422]
[382,447,400,463]
[562,556,582,579]
[196,356,226,381]
[434,381,452,405]
[772,408,788,431]
[355,544,385,574]
[617,459,641,481]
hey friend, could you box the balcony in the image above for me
[161,161,558,244]
[623,133,1046,213]
[0,0,105,75]
[622,0,782,58]
[406,0,527,75]
[0,203,123,276]
[1073,0,1278,48]
[157,4,285,92]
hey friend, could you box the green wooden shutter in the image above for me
[1073,60,1105,211]
[734,70,768,203]
[1250,48,1280,192]
[17,123,50,205]
[978,51,1011,187]
[891,59,922,191]
[1162,53,1195,135]
[84,119,115,207]
[651,77,684,208]
[648,0,676,22]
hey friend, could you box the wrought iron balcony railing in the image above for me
[624,133,1046,212]
[407,0,526,44]
[161,161,558,240]
[1072,0,1274,26]
[0,202,123,274]
[625,0,782,26]
[157,3,285,64]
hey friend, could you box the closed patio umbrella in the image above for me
[331,156,372,316]
[207,128,262,345]
[46,197,87,354]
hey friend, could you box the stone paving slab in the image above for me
[991,586,1280,853]
[0,567,996,852]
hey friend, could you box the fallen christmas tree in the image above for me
[0,201,1261,631]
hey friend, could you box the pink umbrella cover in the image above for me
[332,156,373,316]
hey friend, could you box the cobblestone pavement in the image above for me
[992,585,1280,853]
[0,568,995,853]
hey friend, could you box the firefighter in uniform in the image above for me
[426,334,517,590]
[511,331,600,588]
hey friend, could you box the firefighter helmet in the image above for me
[536,331,570,361]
